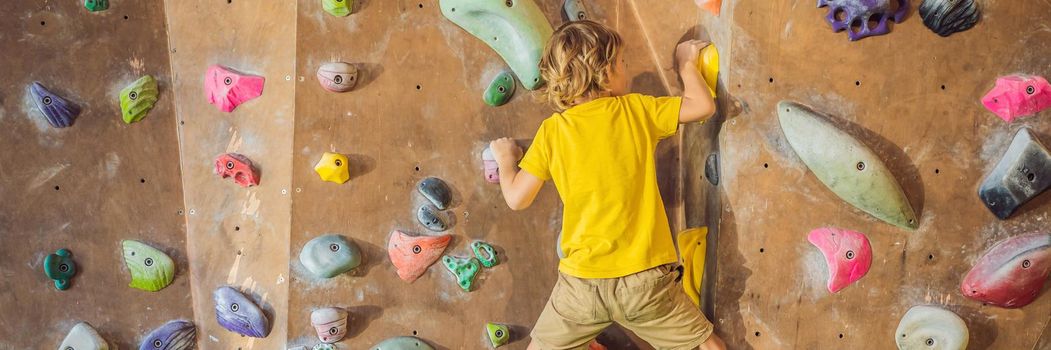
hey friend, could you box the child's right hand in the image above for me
[675,40,710,72]
[489,138,523,168]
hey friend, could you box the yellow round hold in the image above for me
[696,44,719,98]
[314,152,350,184]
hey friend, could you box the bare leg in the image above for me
[697,333,727,350]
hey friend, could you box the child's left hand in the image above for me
[489,137,523,168]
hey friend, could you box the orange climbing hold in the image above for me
[695,0,721,16]
[387,230,452,282]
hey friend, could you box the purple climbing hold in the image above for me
[817,0,909,41]
[213,286,270,338]
[139,320,196,350]
[29,82,79,128]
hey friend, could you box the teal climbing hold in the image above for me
[442,255,480,292]
[43,248,76,290]
[486,322,510,348]
[120,75,159,124]
[84,0,108,12]
[313,344,336,350]
[483,70,516,106]
[472,241,499,268]
[439,0,554,90]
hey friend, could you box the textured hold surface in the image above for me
[417,177,452,210]
[204,65,264,113]
[314,152,351,184]
[299,234,361,278]
[978,128,1051,220]
[778,100,918,229]
[562,0,589,21]
[121,240,175,292]
[313,344,336,350]
[482,147,500,184]
[807,228,872,293]
[60,322,109,350]
[310,307,349,343]
[981,75,1051,123]
[316,62,358,93]
[213,286,270,338]
[138,320,196,350]
[84,0,108,12]
[43,248,76,290]
[322,0,353,17]
[485,322,510,348]
[919,0,979,37]
[439,0,553,90]
[895,305,969,350]
[387,230,452,282]
[371,336,435,350]
[472,241,499,268]
[120,75,159,124]
[677,227,708,306]
[704,153,719,186]
[417,205,449,232]
[442,255,481,292]
[29,82,79,128]
[961,233,1051,308]
[483,70,516,106]
[695,0,722,15]
[696,45,719,98]
[215,153,260,187]
[817,0,909,41]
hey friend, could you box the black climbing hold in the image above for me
[978,128,1051,220]
[417,205,449,232]
[417,177,452,210]
[920,0,980,37]
[705,153,720,186]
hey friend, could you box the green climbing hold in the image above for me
[120,75,159,124]
[84,0,108,12]
[121,240,176,292]
[439,0,554,90]
[313,344,336,350]
[486,322,510,348]
[483,70,516,106]
[322,0,353,17]
[472,241,499,268]
[43,249,76,290]
[441,255,480,292]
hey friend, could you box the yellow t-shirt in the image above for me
[519,93,683,279]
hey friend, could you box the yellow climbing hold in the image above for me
[314,152,350,184]
[696,44,719,98]
[677,227,708,307]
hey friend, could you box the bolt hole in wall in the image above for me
[418,3,423,8]
[235,226,240,231]
[416,85,421,90]
[838,333,844,339]
[763,163,768,168]
[768,77,774,83]
[855,80,861,86]
[123,15,128,20]
[935,168,940,174]
[54,185,60,191]
[928,254,934,260]
[941,84,947,90]
[759,248,765,253]
[40,21,45,26]
[140,178,146,183]
[755,331,761,337]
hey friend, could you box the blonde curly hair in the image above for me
[538,20,623,111]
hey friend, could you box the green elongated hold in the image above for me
[472,241,499,268]
[322,0,353,17]
[372,336,435,350]
[439,0,553,90]
[486,322,510,348]
[778,101,918,230]
[44,248,76,290]
[483,70,516,106]
[441,255,480,292]
[84,0,108,12]
[122,240,176,292]
[120,75,159,124]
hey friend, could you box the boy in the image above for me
[489,21,726,350]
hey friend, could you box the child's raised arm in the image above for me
[675,40,717,124]
[490,137,544,211]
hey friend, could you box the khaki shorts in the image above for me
[530,264,714,350]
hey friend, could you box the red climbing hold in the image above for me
[961,232,1051,308]
[808,227,872,293]
[387,230,452,282]
[214,153,260,187]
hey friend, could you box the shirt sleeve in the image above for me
[519,119,552,181]
[650,95,683,140]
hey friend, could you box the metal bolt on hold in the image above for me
[285,75,292,81]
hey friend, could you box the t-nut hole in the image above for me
[856,161,866,171]
[505,0,513,7]
[1022,259,1031,268]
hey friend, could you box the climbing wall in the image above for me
[709,0,1051,348]
[0,1,193,348]
[286,1,700,348]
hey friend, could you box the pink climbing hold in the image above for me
[981,75,1051,123]
[807,228,872,293]
[482,147,499,184]
[960,232,1050,308]
[205,64,265,113]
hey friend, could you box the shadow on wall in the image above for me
[955,304,999,349]
[712,201,754,350]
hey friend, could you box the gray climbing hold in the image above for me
[705,153,719,186]
[417,177,452,210]
[60,322,109,350]
[562,0,590,21]
[978,127,1051,220]
[371,336,435,350]
[417,205,449,232]
[299,234,362,278]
